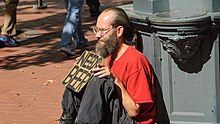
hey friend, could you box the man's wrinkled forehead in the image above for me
[96,11,114,27]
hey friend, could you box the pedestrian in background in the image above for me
[60,0,88,56]
[86,0,101,17]
[0,0,20,47]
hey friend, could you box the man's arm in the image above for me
[91,63,141,117]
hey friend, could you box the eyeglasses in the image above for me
[93,26,114,37]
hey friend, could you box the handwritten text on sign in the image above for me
[62,51,102,92]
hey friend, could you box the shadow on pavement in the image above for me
[0,0,132,70]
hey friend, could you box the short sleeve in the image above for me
[126,68,153,104]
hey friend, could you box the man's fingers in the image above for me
[75,57,81,61]
[97,63,105,68]
[91,66,107,72]
[93,70,106,76]
[91,67,102,72]
[98,73,108,78]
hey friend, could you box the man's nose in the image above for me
[95,32,102,38]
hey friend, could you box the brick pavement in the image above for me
[0,0,132,123]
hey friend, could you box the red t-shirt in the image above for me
[107,46,157,124]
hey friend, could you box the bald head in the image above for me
[96,7,136,43]
[96,10,115,30]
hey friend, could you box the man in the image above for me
[91,7,157,123]
[0,0,20,47]
[60,7,157,124]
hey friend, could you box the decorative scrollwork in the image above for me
[156,33,204,63]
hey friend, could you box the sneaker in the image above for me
[60,47,77,56]
[0,34,20,47]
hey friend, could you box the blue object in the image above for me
[0,34,19,47]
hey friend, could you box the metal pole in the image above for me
[33,0,47,9]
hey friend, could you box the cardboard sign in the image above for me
[62,51,102,92]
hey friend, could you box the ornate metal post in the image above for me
[150,11,211,67]
[119,0,220,123]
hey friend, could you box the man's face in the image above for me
[96,29,119,58]
[95,11,119,58]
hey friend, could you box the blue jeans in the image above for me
[60,0,87,49]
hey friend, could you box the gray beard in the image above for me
[96,32,119,58]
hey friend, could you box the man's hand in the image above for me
[91,63,116,79]
[91,63,141,117]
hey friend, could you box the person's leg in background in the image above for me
[60,0,85,56]
[86,0,101,17]
[74,13,88,49]
[0,0,20,47]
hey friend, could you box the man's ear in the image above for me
[116,26,124,38]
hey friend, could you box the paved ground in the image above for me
[0,0,132,123]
